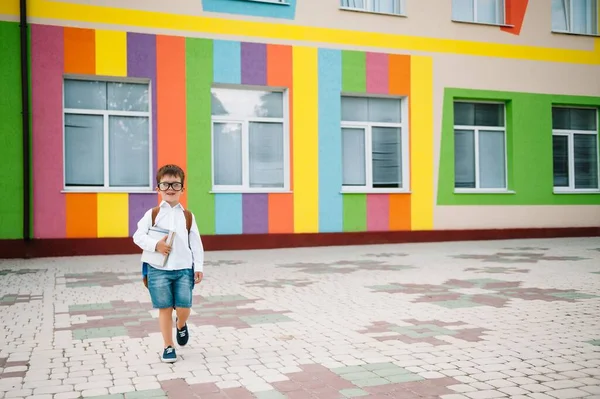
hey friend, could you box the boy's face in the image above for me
[157,174,183,206]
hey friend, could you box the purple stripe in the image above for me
[242,194,268,234]
[127,33,157,237]
[241,42,267,85]
[127,33,157,173]
[128,194,158,236]
[31,25,65,238]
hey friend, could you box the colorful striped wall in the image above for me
[30,24,434,239]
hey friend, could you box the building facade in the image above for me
[0,0,599,257]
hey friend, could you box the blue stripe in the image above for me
[213,40,243,234]
[213,40,241,84]
[202,0,297,20]
[318,49,343,233]
[215,194,243,235]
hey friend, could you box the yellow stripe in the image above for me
[0,0,596,64]
[292,46,319,233]
[409,56,434,231]
[95,29,127,76]
[97,193,129,237]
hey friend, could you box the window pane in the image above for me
[107,82,149,112]
[454,102,475,126]
[64,114,104,186]
[341,97,368,122]
[477,0,503,24]
[340,0,365,8]
[211,88,283,118]
[574,134,599,189]
[475,103,504,127]
[64,80,107,110]
[108,116,150,187]
[572,0,598,34]
[368,98,401,123]
[342,128,366,186]
[553,135,570,187]
[454,129,476,188]
[552,0,568,31]
[553,107,597,130]
[213,123,243,186]
[479,130,506,189]
[372,127,401,188]
[370,0,402,14]
[249,122,284,188]
[452,0,474,21]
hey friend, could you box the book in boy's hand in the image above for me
[141,227,176,267]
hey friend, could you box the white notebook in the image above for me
[141,226,176,268]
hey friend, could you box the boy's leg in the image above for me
[147,268,177,349]
[173,269,194,346]
[159,307,175,348]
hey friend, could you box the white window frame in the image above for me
[341,94,410,194]
[62,75,154,193]
[453,100,509,193]
[552,106,600,193]
[210,85,291,194]
[452,0,506,26]
[552,0,599,36]
[340,0,406,16]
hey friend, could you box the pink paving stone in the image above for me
[272,380,303,392]
[188,382,221,394]
[470,295,509,308]
[286,389,315,399]
[222,387,256,399]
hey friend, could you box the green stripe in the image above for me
[342,50,366,93]
[343,194,367,232]
[0,22,24,239]
[186,38,215,234]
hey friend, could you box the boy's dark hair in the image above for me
[156,164,185,186]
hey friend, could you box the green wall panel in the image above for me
[438,88,600,206]
[186,38,215,235]
[0,21,24,239]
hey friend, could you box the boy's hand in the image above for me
[194,272,203,284]
[155,235,171,255]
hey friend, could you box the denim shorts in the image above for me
[147,266,194,309]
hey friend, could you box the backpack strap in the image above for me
[151,206,160,227]
[184,210,192,233]
[152,206,192,233]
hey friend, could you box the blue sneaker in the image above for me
[176,319,189,346]
[161,346,177,363]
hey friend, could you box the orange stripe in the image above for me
[267,44,294,233]
[66,194,98,237]
[64,27,95,74]
[388,54,410,96]
[388,194,411,230]
[157,35,187,207]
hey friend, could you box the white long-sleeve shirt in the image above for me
[133,201,204,272]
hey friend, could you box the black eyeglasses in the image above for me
[158,182,183,191]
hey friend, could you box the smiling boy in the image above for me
[133,164,204,363]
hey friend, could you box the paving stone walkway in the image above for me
[1,237,599,399]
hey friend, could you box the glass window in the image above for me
[211,87,288,191]
[552,0,598,35]
[453,101,507,190]
[340,0,405,15]
[452,0,505,25]
[341,96,407,191]
[552,106,599,191]
[63,78,151,189]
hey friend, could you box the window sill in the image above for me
[454,189,516,194]
[211,189,292,194]
[339,7,406,18]
[341,188,410,194]
[553,189,600,194]
[551,30,599,38]
[62,189,155,194]
[451,19,514,28]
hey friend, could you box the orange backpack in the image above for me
[151,206,192,232]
